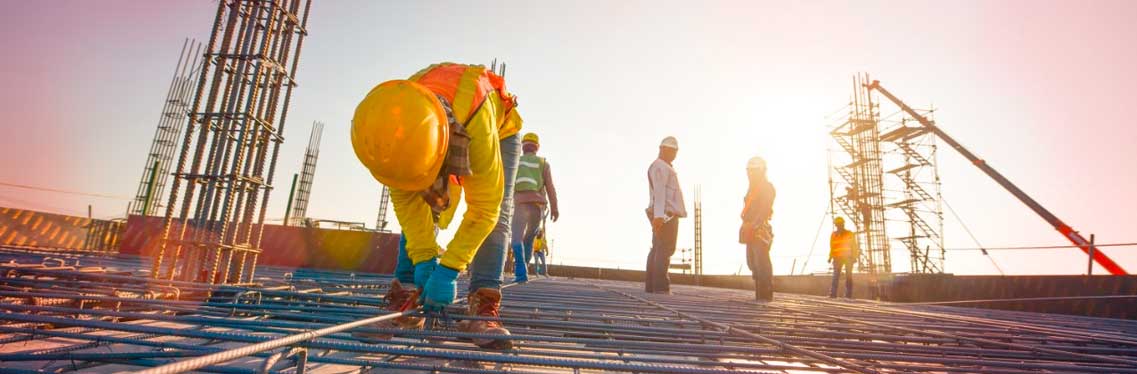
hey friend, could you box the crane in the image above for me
[866,80,1127,275]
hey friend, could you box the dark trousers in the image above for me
[746,240,773,300]
[830,259,854,298]
[645,219,679,293]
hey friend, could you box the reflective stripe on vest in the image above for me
[515,154,545,192]
[830,230,856,259]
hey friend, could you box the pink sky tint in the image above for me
[0,1,1135,274]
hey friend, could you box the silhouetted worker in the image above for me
[740,157,775,301]
[829,216,860,298]
[645,136,686,294]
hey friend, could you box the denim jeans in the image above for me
[534,251,547,276]
[830,259,854,298]
[746,240,773,300]
[510,202,544,277]
[466,134,521,291]
[645,219,679,292]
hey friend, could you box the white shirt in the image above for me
[647,158,687,220]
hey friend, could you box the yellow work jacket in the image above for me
[829,230,859,261]
[389,63,523,271]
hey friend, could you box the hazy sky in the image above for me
[2,1,1135,275]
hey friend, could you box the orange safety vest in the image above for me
[409,63,521,140]
[830,230,858,260]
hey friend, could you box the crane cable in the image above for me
[0,181,131,200]
[942,196,1005,275]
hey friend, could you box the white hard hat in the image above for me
[660,136,679,150]
[747,156,767,170]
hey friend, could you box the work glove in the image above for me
[422,265,459,312]
[413,257,439,290]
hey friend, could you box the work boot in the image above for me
[353,280,424,341]
[457,288,513,349]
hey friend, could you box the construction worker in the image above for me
[740,156,775,301]
[829,216,860,298]
[350,62,522,349]
[645,136,686,294]
[509,132,559,282]
[532,227,549,277]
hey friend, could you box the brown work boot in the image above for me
[353,280,424,341]
[457,288,513,349]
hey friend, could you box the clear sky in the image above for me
[2,1,1135,275]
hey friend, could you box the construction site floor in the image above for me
[2,248,1137,373]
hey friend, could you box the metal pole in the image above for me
[1088,234,1095,276]
[282,174,298,227]
[142,161,160,216]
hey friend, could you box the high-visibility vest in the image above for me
[409,63,521,140]
[515,154,546,192]
[830,230,858,260]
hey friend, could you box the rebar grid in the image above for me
[153,0,311,285]
[2,248,1137,373]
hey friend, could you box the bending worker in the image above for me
[351,62,522,349]
[829,216,860,298]
[645,136,685,294]
[740,156,775,301]
[509,132,560,282]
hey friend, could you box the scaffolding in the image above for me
[153,0,312,285]
[287,121,322,226]
[829,74,890,276]
[881,111,945,273]
[129,39,202,216]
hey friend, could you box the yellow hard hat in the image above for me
[351,80,448,191]
[834,216,845,225]
[522,132,539,145]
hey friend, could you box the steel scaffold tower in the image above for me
[130,39,202,216]
[881,111,945,273]
[153,0,312,285]
[830,74,890,276]
[287,121,322,226]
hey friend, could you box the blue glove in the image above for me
[413,257,438,290]
[422,265,459,312]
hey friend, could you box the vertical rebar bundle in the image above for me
[693,185,703,281]
[130,39,202,216]
[375,185,391,232]
[830,74,890,277]
[153,0,312,285]
[287,121,322,226]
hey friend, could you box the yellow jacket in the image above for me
[533,237,547,253]
[390,63,523,271]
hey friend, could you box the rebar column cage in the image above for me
[287,121,323,226]
[829,73,891,275]
[130,39,202,217]
[153,0,312,285]
[880,109,946,273]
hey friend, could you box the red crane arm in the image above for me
[866,80,1127,275]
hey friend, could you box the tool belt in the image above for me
[739,222,773,245]
[420,94,473,221]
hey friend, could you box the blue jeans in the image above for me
[830,259,854,298]
[467,134,521,291]
[510,203,545,277]
[534,251,547,276]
